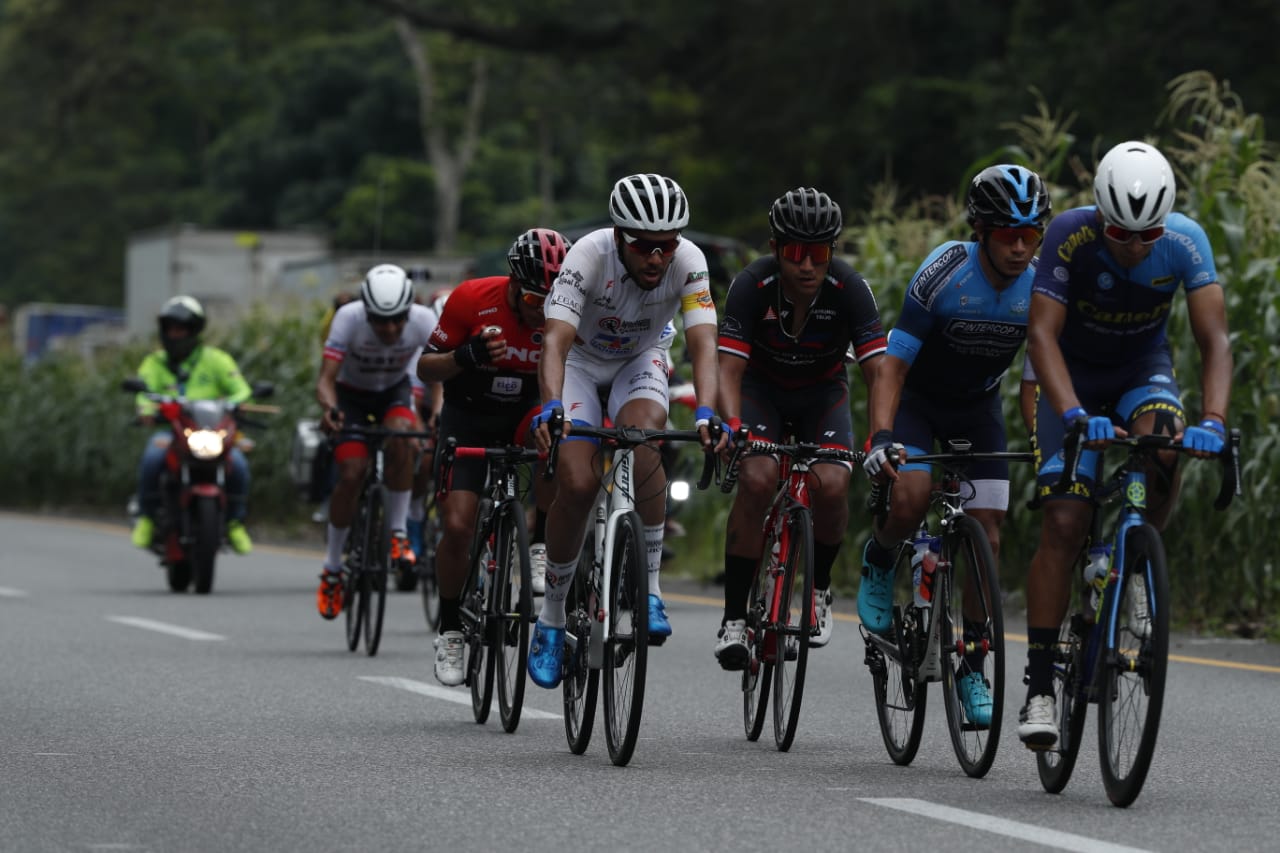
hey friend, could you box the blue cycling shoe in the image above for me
[647,594,672,645]
[406,518,425,563]
[527,621,566,689]
[857,540,895,635]
[956,671,993,727]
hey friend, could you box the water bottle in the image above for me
[911,535,939,608]
[1084,543,1111,614]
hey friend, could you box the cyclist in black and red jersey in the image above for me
[417,228,570,686]
[713,187,887,669]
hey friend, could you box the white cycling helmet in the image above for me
[360,263,414,317]
[1093,141,1176,230]
[609,173,690,231]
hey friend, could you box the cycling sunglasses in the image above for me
[1103,223,1165,245]
[777,242,834,264]
[621,231,681,257]
[987,226,1044,246]
[369,311,409,326]
[519,287,547,308]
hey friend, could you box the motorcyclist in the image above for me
[130,295,255,554]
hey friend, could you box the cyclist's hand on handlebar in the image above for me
[1180,418,1226,458]
[321,405,344,434]
[1063,406,1124,448]
[862,430,905,481]
[531,399,566,454]
[694,406,727,453]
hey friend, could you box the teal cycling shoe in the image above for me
[647,594,672,645]
[527,621,565,689]
[857,541,894,635]
[956,671,993,727]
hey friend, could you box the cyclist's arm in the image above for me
[867,353,908,437]
[316,356,343,431]
[684,322,723,449]
[1026,291,1077,419]
[417,348,463,382]
[1185,282,1233,426]
[538,318,575,405]
[716,349,747,429]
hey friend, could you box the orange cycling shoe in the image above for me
[390,530,416,566]
[317,571,345,620]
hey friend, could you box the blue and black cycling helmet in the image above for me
[966,165,1050,229]
[768,187,843,243]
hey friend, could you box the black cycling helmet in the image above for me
[768,187,843,243]
[157,295,206,363]
[966,164,1051,229]
[507,228,572,295]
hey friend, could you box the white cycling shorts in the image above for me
[562,345,671,426]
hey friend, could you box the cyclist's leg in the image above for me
[380,379,419,564]
[1114,350,1185,530]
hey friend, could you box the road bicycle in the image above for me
[335,422,434,657]
[721,429,862,751]
[415,486,443,632]
[860,441,1033,777]
[1035,426,1241,807]
[438,439,541,732]
[551,416,718,766]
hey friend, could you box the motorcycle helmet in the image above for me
[157,295,206,363]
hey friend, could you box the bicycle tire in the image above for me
[603,510,648,767]
[939,514,1005,778]
[1035,610,1090,793]
[344,496,369,652]
[1098,522,1169,807]
[743,527,776,742]
[772,504,814,752]
[363,487,388,657]
[563,531,599,754]
[494,500,531,734]
[419,512,442,631]
[467,530,496,724]
[869,544,927,765]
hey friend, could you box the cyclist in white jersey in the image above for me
[313,264,438,621]
[527,173,725,689]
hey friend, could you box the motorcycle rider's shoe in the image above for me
[225,520,253,555]
[316,571,344,620]
[390,530,416,567]
[131,515,155,550]
[406,518,425,564]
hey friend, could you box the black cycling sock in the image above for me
[440,597,462,634]
[864,537,895,571]
[723,554,756,622]
[813,540,840,591]
[1025,626,1059,699]
[963,618,987,674]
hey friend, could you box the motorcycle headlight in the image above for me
[187,429,225,460]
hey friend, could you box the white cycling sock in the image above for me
[386,489,411,532]
[325,525,350,572]
[408,498,425,522]
[536,558,575,628]
[645,523,664,596]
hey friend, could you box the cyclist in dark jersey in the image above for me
[1017,141,1233,747]
[713,187,886,669]
[417,228,570,686]
[859,165,1051,725]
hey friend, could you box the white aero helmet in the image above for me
[360,263,414,317]
[1093,141,1176,230]
[609,173,690,231]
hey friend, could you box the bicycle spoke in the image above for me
[603,511,648,766]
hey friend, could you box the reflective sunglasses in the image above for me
[987,226,1044,246]
[519,288,547,308]
[621,231,681,256]
[369,311,409,326]
[777,242,834,264]
[1103,223,1165,245]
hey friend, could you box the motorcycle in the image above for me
[123,377,275,594]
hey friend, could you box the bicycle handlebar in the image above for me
[866,444,1036,519]
[437,437,544,499]
[721,431,864,495]
[543,412,723,492]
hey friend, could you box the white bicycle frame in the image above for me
[586,446,637,669]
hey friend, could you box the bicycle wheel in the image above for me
[344,499,368,652]
[419,511,442,631]
[1035,612,1089,794]
[603,510,648,767]
[868,544,927,765]
[494,500,531,733]
[466,533,496,724]
[563,532,599,754]
[939,514,1004,778]
[772,504,814,752]
[1098,523,1169,807]
[743,529,775,742]
[362,487,388,657]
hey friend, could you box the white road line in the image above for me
[105,616,226,642]
[0,586,29,597]
[359,676,562,719]
[859,798,1152,853]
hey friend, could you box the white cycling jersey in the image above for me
[324,301,437,393]
[545,228,716,361]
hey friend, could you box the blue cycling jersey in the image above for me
[1032,207,1217,365]
[887,241,1034,399]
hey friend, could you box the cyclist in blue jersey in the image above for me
[713,187,887,669]
[1017,141,1233,747]
[859,165,1050,725]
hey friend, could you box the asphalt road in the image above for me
[3,511,1279,853]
